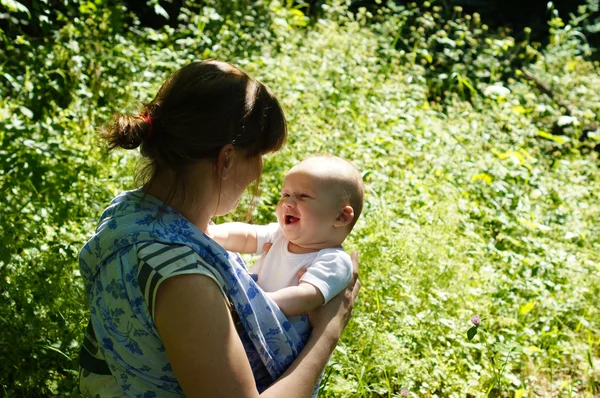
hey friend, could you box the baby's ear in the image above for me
[334,205,354,227]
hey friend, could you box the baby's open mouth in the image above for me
[285,215,300,225]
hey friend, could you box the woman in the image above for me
[78,60,360,397]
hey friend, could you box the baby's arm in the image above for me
[267,282,324,318]
[206,222,258,254]
[268,250,353,318]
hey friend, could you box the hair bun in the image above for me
[103,114,148,150]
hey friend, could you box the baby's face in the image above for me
[275,168,340,246]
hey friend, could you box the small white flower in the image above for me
[565,232,578,240]
[557,115,579,127]
[484,85,510,97]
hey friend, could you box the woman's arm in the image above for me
[155,274,259,397]
[206,222,258,253]
[155,252,360,398]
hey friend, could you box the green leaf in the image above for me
[38,345,71,361]
[467,326,478,341]
[519,301,535,315]
[19,106,33,119]
[79,1,97,14]
[0,0,30,17]
[525,345,543,354]
[472,173,493,185]
[537,130,570,145]
[154,4,169,19]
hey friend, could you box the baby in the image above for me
[208,154,364,318]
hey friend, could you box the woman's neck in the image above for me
[143,171,216,232]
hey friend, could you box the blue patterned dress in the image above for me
[78,190,312,397]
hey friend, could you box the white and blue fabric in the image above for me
[79,189,314,397]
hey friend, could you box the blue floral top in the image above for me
[79,190,312,397]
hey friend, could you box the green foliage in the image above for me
[1,0,600,396]
[372,1,540,102]
[0,3,141,395]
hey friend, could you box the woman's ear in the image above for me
[216,144,235,179]
[334,205,354,227]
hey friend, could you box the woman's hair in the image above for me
[102,60,287,205]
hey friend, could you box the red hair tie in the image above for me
[140,114,153,137]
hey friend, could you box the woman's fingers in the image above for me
[349,251,360,299]
[350,251,359,282]
[297,268,307,280]
[263,243,273,253]
[352,278,361,300]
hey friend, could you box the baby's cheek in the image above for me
[275,204,284,220]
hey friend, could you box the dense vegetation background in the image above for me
[1,0,600,396]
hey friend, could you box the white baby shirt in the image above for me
[253,223,352,304]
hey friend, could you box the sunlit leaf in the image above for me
[484,84,510,97]
[519,301,535,315]
[525,345,543,354]
[512,105,527,114]
[472,173,492,185]
[38,345,71,361]
[154,4,169,19]
[0,0,30,17]
[557,115,578,127]
[19,106,33,119]
[537,130,570,144]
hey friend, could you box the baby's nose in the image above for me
[283,198,296,208]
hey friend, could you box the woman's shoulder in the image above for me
[136,242,229,318]
[137,242,196,268]
[137,242,223,274]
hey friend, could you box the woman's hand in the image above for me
[308,251,360,341]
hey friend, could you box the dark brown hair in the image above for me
[102,60,287,205]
